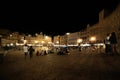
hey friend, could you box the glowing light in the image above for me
[48,42,52,44]
[35,41,38,43]
[41,41,45,43]
[45,36,48,39]
[24,40,27,44]
[66,33,70,35]
[89,36,96,42]
[77,39,83,43]
[56,41,59,44]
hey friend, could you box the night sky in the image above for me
[0,0,119,36]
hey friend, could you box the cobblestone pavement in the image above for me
[0,49,120,80]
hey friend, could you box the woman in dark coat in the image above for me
[104,33,111,54]
[109,32,118,54]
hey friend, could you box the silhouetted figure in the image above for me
[36,51,39,56]
[104,33,111,54]
[28,46,35,59]
[109,32,118,55]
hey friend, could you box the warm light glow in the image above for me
[89,36,96,42]
[48,42,52,44]
[24,40,27,44]
[10,34,12,37]
[16,43,24,46]
[56,41,59,44]
[45,36,48,39]
[41,41,45,43]
[35,41,38,43]
[80,43,91,47]
[77,39,83,43]
[66,32,70,35]
[10,43,14,46]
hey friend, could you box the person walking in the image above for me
[28,46,35,59]
[23,44,29,59]
[104,33,111,54]
[109,32,118,55]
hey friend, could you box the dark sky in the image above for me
[0,0,119,36]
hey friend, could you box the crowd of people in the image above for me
[22,31,118,60]
[23,45,50,59]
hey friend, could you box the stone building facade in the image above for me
[53,4,120,51]
[0,29,11,46]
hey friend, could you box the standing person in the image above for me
[28,46,35,59]
[104,33,111,54]
[109,32,118,55]
[23,44,29,59]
